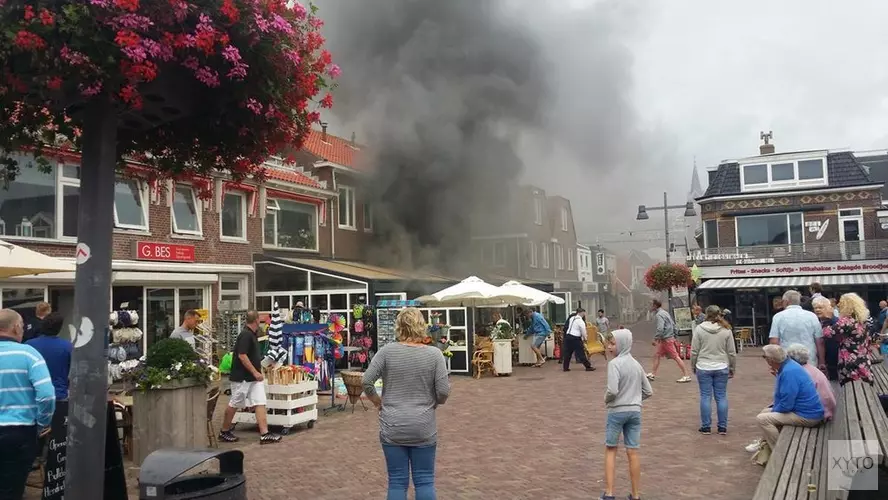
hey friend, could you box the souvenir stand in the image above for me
[231,303,338,434]
[376,299,470,374]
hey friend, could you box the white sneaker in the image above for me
[676,376,692,383]
[646,373,656,381]
[745,439,763,453]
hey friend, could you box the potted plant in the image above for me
[644,262,693,292]
[129,338,213,466]
[490,321,514,375]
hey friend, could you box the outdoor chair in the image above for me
[472,336,497,379]
[206,387,221,448]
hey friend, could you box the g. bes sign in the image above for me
[135,242,195,262]
[701,260,888,279]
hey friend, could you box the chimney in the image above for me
[350,132,356,147]
[759,130,775,155]
[321,122,328,142]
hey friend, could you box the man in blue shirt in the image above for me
[26,312,72,401]
[0,309,56,500]
[755,344,824,450]
[522,309,551,367]
[769,290,825,370]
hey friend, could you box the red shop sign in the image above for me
[135,242,195,262]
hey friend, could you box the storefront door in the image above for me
[145,287,208,349]
[839,209,864,260]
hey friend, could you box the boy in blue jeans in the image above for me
[603,329,653,500]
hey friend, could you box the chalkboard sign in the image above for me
[42,401,68,500]
[674,307,694,332]
[376,309,398,348]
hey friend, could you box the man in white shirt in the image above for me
[562,308,595,372]
[170,310,200,349]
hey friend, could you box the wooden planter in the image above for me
[493,339,513,375]
[132,378,208,466]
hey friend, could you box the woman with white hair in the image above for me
[785,343,836,420]
[822,293,874,386]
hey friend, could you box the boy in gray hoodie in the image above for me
[602,328,652,500]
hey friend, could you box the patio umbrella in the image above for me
[0,239,75,278]
[416,276,527,307]
[498,280,566,307]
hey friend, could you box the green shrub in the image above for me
[145,338,198,370]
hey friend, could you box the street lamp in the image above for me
[635,192,697,264]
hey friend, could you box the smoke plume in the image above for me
[320,0,667,270]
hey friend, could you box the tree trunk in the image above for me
[65,97,117,500]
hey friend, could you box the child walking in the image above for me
[602,328,653,500]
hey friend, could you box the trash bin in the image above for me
[139,449,246,499]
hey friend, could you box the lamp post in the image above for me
[636,192,697,313]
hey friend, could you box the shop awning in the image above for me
[699,273,888,289]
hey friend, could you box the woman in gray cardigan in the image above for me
[690,306,737,435]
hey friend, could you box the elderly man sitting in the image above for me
[786,343,836,421]
[755,345,825,451]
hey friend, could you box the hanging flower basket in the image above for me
[643,262,693,292]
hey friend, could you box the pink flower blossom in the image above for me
[245,98,263,115]
[182,56,199,71]
[222,45,242,64]
[327,64,341,78]
[285,50,301,66]
[292,2,307,19]
[80,81,103,96]
[254,13,270,32]
[90,0,110,6]
[227,63,248,80]
[110,14,153,30]
[60,46,90,66]
[195,66,220,87]
[270,14,294,34]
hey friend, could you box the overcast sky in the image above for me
[319,0,888,246]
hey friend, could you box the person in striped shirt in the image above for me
[0,309,56,500]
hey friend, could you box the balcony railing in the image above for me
[686,239,888,267]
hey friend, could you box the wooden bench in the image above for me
[871,362,888,396]
[754,379,888,500]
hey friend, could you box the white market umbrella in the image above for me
[0,239,75,278]
[417,276,527,307]
[498,280,566,307]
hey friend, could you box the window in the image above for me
[220,192,246,240]
[736,213,804,246]
[338,186,355,228]
[568,248,574,271]
[362,203,373,231]
[113,178,147,230]
[534,198,543,225]
[541,242,550,268]
[528,241,538,268]
[219,276,248,309]
[560,207,569,231]
[493,242,505,267]
[0,155,79,240]
[740,157,827,191]
[264,198,318,250]
[554,243,563,269]
[703,220,719,249]
[171,184,201,235]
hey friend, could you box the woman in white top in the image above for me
[690,306,737,435]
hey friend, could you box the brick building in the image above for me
[0,148,335,351]
[690,137,888,329]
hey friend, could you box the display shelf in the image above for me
[232,380,318,434]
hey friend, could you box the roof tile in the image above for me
[264,166,323,189]
[301,128,361,169]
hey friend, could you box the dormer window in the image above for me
[740,156,827,192]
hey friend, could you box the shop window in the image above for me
[256,296,272,312]
[703,220,719,249]
[221,192,246,240]
[219,276,248,309]
[146,287,206,348]
[255,262,308,291]
[0,155,81,240]
[114,178,148,230]
[338,186,356,229]
[264,198,318,250]
[172,184,201,235]
[330,293,347,310]
[310,271,364,291]
[362,203,373,231]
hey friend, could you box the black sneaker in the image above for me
[718,427,727,435]
[698,427,711,435]
[586,366,596,372]
[218,430,239,443]
[260,432,282,444]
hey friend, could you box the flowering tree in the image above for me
[644,262,693,292]
[0,0,338,180]
[0,2,336,496]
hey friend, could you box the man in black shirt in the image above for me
[23,302,51,343]
[218,311,281,444]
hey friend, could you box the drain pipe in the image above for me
[331,169,337,259]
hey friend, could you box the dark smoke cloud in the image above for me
[319,0,673,269]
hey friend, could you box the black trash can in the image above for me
[139,449,246,499]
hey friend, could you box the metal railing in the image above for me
[686,239,888,266]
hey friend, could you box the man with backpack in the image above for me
[562,308,595,372]
[646,300,692,383]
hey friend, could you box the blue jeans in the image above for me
[696,368,729,429]
[604,411,641,449]
[382,443,437,500]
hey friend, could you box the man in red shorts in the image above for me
[646,299,691,383]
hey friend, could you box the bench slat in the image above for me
[872,364,888,395]
[755,426,799,500]
[855,381,888,466]
[792,426,820,500]
[845,385,862,443]
[814,418,831,500]
[775,426,808,500]
[828,382,851,500]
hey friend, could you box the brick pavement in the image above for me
[27,322,776,499]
